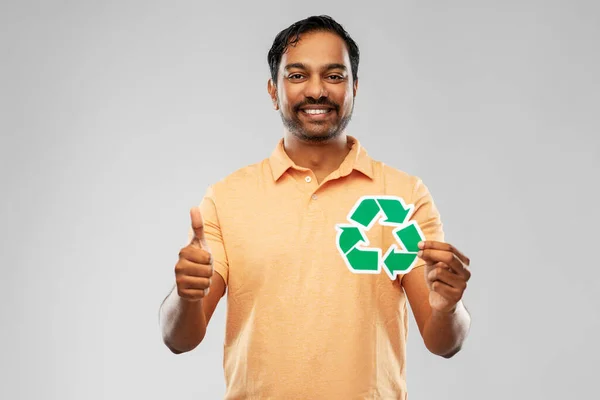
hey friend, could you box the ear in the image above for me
[267,79,279,110]
[353,78,359,98]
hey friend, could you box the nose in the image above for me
[303,76,328,100]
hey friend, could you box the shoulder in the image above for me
[372,160,424,201]
[207,158,271,201]
[380,162,420,185]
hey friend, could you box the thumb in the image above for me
[189,206,207,248]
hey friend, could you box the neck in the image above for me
[282,131,351,177]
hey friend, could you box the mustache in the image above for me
[293,98,339,113]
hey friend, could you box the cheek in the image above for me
[333,86,354,107]
[279,85,301,104]
[341,93,354,112]
[278,96,296,113]
[346,84,355,102]
[281,100,296,114]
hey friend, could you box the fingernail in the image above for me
[417,250,423,257]
[418,241,424,249]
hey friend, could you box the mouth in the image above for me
[298,108,335,120]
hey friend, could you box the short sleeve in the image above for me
[187,185,230,285]
[399,177,445,284]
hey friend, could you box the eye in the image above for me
[288,73,304,80]
[327,75,345,81]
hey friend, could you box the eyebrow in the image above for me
[284,62,348,72]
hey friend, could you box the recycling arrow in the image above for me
[346,247,380,272]
[335,195,425,280]
[349,198,380,228]
[378,198,411,224]
[338,226,365,254]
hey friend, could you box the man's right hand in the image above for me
[175,207,214,302]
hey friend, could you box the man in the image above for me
[159,15,472,399]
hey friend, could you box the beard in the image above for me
[279,98,354,143]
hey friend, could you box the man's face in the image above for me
[268,30,358,143]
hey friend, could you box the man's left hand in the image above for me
[417,241,471,314]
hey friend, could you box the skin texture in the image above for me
[160,29,472,358]
[159,207,225,354]
[403,241,472,358]
[267,31,358,183]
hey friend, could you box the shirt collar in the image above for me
[268,135,374,182]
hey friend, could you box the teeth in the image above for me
[303,109,330,115]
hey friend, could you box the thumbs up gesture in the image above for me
[175,207,214,302]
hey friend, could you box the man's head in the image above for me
[267,16,360,143]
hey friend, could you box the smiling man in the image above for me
[159,15,472,399]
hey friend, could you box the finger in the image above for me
[177,288,209,301]
[175,259,214,278]
[428,266,467,290]
[176,275,212,291]
[431,280,462,304]
[418,248,469,278]
[418,248,456,265]
[179,246,213,265]
[418,241,470,266]
[429,261,454,273]
[428,258,470,281]
[190,206,207,248]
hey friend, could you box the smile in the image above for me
[301,109,333,115]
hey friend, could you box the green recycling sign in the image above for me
[335,195,425,280]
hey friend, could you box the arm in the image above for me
[401,177,472,358]
[402,267,471,358]
[159,186,230,354]
[159,272,226,354]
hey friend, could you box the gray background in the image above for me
[1,0,598,399]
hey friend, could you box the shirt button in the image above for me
[311,194,318,200]
[305,176,312,183]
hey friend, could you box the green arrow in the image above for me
[346,247,379,272]
[377,198,410,224]
[350,198,380,228]
[383,249,418,276]
[394,222,423,252]
[338,226,365,253]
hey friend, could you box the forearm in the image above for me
[159,286,207,353]
[422,301,471,358]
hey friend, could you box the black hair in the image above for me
[267,15,360,85]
